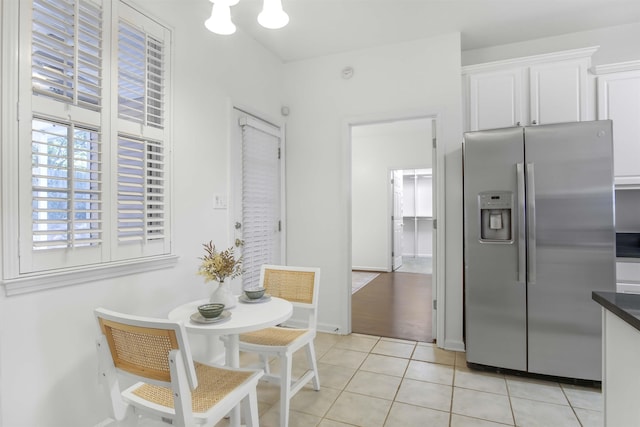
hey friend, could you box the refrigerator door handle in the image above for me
[517,163,526,284]
[526,162,537,284]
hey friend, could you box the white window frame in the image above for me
[1,0,176,296]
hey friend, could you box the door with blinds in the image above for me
[231,109,283,291]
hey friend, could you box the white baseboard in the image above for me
[352,266,386,272]
[443,338,466,352]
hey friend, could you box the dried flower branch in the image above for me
[197,241,243,283]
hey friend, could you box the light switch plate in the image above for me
[213,194,227,209]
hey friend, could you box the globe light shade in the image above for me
[257,0,289,29]
[204,3,236,35]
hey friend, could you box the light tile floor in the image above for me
[232,332,603,427]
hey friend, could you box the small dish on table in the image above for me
[239,293,272,303]
[190,310,231,324]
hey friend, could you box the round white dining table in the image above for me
[168,295,293,366]
[168,295,293,427]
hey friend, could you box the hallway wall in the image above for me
[283,33,465,348]
[351,120,432,272]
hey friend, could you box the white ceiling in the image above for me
[225,0,640,62]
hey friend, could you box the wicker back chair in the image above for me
[238,265,321,427]
[95,308,263,427]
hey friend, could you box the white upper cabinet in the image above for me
[596,61,640,188]
[529,59,590,125]
[463,47,597,131]
[467,68,525,131]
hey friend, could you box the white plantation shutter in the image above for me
[14,0,172,279]
[118,16,165,128]
[26,0,105,272]
[31,118,102,249]
[31,0,103,109]
[117,135,165,243]
[115,3,169,258]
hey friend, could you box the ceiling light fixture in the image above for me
[204,0,289,35]
[205,1,236,35]
[257,0,289,29]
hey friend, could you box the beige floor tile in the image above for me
[384,402,450,427]
[510,397,580,427]
[573,407,604,427]
[371,339,416,359]
[290,386,341,417]
[314,332,342,352]
[260,404,322,427]
[412,342,456,365]
[450,413,514,426]
[334,334,380,352]
[317,362,357,390]
[317,419,354,427]
[345,370,402,400]
[451,387,513,425]
[506,376,568,405]
[455,351,468,367]
[395,378,452,412]
[266,350,314,378]
[360,353,409,377]
[325,391,393,427]
[454,369,507,395]
[288,411,323,427]
[380,337,418,345]
[404,360,454,385]
[319,347,368,369]
[560,383,603,411]
[257,382,282,404]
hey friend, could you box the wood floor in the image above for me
[352,271,433,343]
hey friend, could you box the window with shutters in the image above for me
[1,0,174,293]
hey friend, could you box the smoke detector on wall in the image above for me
[342,66,354,79]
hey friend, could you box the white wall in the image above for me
[462,22,640,67]
[0,1,284,426]
[351,122,432,271]
[282,33,465,347]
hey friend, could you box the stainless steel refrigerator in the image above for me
[463,120,616,381]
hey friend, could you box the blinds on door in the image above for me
[240,119,281,290]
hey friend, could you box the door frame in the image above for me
[344,110,445,344]
[390,169,404,272]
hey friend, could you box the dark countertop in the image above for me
[593,291,640,332]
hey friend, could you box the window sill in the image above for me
[2,254,179,296]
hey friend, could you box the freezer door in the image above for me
[525,120,615,381]
[464,127,527,371]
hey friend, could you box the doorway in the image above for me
[392,168,434,275]
[350,117,436,342]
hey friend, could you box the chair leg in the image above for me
[241,388,260,427]
[279,354,293,427]
[260,353,271,374]
[305,342,321,390]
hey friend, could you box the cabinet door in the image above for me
[529,58,589,125]
[598,70,640,186]
[468,68,525,131]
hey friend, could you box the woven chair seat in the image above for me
[240,327,308,346]
[131,362,253,413]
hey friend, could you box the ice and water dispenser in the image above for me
[478,191,513,242]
